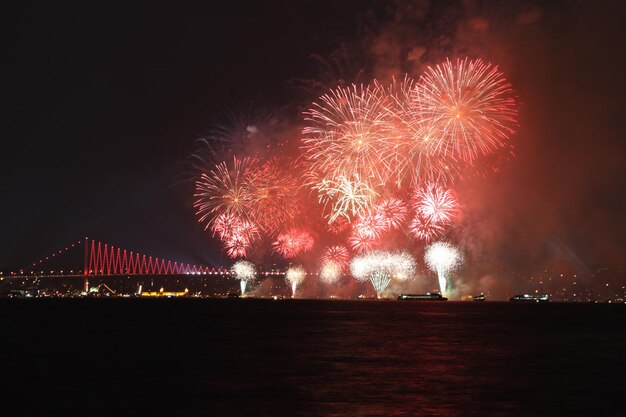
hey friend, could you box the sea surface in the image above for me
[2,299,626,417]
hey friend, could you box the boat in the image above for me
[509,294,549,302]
[474,293,486,301]
[398,292,448,301]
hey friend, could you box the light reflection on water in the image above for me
[2,300,625,416]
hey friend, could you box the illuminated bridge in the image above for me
[7,238,250,292]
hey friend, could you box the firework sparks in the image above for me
[191,57,518,295]
[409,214,445,242]
[315,175,378,223]
[286,266,306,297]
[413,182,458,225]
[320,245,350,268]
[320,261,342,284]
[387,76,459,185]
[194,156,256,229]
[224,236,249,259]
[412,58,518,163]
[350,250,416,296]
[302,83,398,187]
[272,228,314,259]
[424,241,462,298]
[353,213,386,239]
[211,212,243,240]
[326,216,350,234]
[232,260,256,295]
[246,157,302,234]
[348,231,378,254]
[375,197,409,230]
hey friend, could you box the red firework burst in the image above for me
[233,219,260,243]
[302,83,398,187]
[224,236,249,259]
[272,228,315,259]
[409,215,445,242]
[413,182,458,225]
[348,231,378,254]
[246,157,302,234]
[353,213,386,239]
[320,245,350,268]
[326,216,350,234]
[375,197,409,230]
[412,58,518,163]
[211,212,243,239]
[193,156,256,229]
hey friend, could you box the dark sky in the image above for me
[4,1,626,276]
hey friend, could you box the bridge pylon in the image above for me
[83,237,89,292]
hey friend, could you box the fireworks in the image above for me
[246,158,302,234]
[191,57,518,298]
[286,266,306,297]
[387,76,458,185]
[211,212,242,239]
[424,241,462,298]
[320,245,350,268]
[326,216,350,234]
[315,175,378,223]
[413,182,458,225]
[194,156,256,229]
[320,261,342,284]
[409,215,445,242]
[375,197,409,230]
[224,236,248,259]
[412,58,518,163]
[272,228,314,259]
[213,213,260,259]
[319,245,350,285]
[353,213,385,239]
[350,250,416,296]
[302,83,398,187]
[232,260,256,295]
[348,231,377,254]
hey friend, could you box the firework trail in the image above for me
[286,266,306,297]
[350,250,416,297]
[424,241,462,298]
[232,260,256,295]
[413,182,458,225]
[411,58,518,163]
[272,228,314,259]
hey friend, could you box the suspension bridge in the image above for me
[7,237,237,292]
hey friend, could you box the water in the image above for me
[2,299,625,416]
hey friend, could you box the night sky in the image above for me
[4,1,625,281]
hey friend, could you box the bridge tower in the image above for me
[83,237,89,292]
